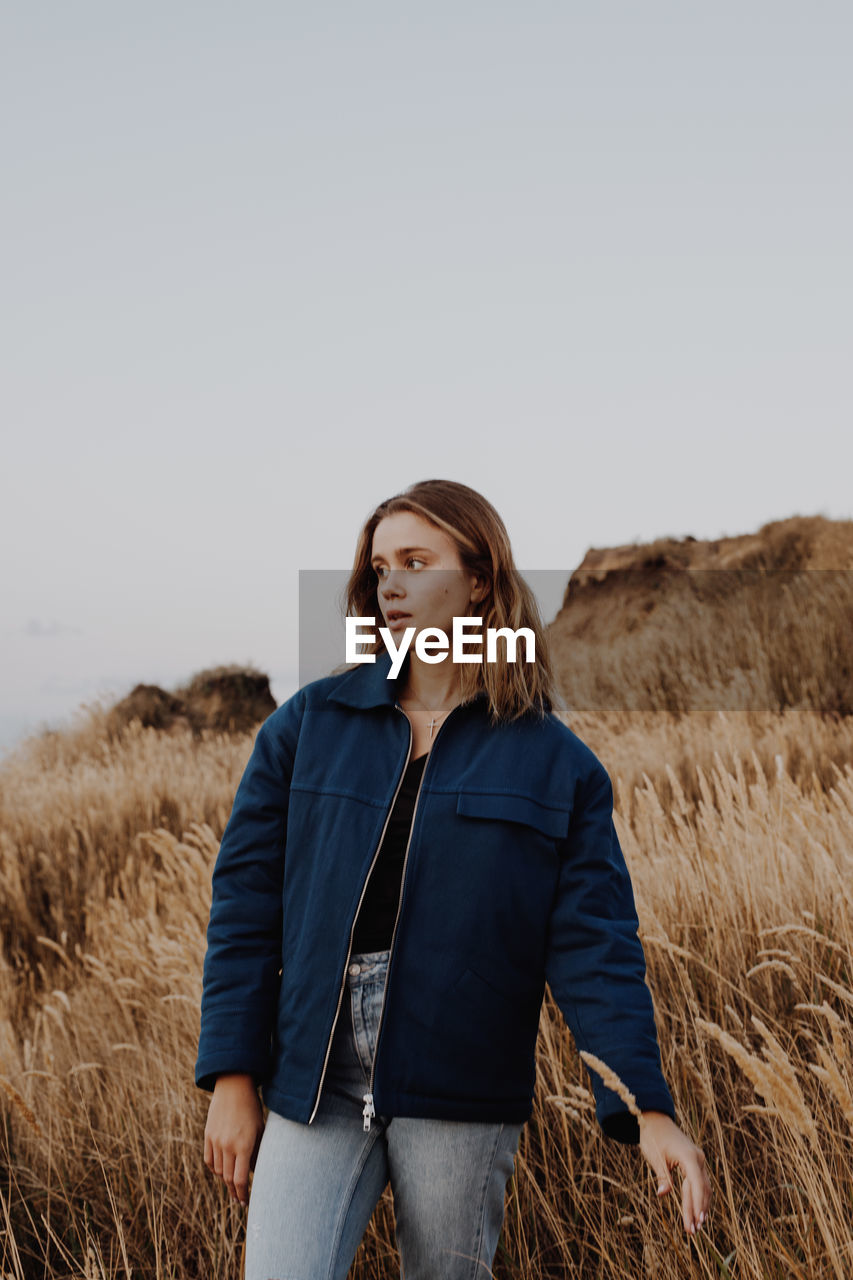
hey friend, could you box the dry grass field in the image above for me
[1,534,852,1278]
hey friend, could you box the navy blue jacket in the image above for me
[195,649,677,1144]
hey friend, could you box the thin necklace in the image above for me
[401,690,461,739]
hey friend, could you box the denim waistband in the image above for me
[347,949,390,981]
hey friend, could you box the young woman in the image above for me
[197,479,711,1279]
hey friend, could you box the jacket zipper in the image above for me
[361,700,461,1131]
[307,710,414,1125]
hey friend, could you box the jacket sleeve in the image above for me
[544,757,677,1144]
[194,691,304,1093]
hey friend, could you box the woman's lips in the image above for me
[386,614,411,629]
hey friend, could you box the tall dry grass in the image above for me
[1,698,852,1278]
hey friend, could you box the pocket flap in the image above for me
[455,790,570,840]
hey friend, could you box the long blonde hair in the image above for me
[344,479,565,724]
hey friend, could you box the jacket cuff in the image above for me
[597,1087,678,1145]
[195,1009,272,1093]
[195,1053,267,1094]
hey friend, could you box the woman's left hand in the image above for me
[638,1110,711,1237]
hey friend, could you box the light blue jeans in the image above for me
[245,949,524,1279]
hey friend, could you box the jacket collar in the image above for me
[325,648,487,711]
[325,648,402,709]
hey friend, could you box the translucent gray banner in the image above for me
[298,568,853,715]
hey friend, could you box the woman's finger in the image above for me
[233,1149,250,1205]
[683,1151,709,1233]
[681,1167,697,1234]
[222,1148,236,1199]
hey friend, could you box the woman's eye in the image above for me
[373,558,424,578]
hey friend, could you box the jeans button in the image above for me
[348,963,361,975]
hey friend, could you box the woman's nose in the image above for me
[380,570,406,597]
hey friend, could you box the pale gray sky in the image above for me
[2,2,852,757]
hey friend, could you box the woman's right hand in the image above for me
[203,1073,265,1205]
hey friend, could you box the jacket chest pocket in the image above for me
[455,790,571,841]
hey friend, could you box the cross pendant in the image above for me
[428,716,439,738]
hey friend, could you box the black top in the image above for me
[351,752,428,953]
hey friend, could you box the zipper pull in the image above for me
[362,1090,375,1131]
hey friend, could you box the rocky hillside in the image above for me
[106,663,276,737]
[548,514,853,715]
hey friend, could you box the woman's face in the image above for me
[371,510,485,640]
